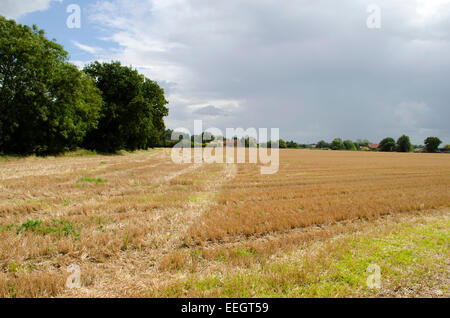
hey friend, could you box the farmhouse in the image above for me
[224,139,244,147]
[207,140,224,147]
[205,139,244,147]
[368,144,379,150]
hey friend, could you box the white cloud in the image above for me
[415,0,450,22]
[0,0,62,19]
[72,41,102,54]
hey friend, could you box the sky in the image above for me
[1,0,450,145]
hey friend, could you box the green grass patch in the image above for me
[80,176,107,184]
[188,193,214,203]
[150,217,449,298]
[14,219,80,238]
[7,262,35,273]
[62,149,98,157]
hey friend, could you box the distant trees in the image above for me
[424,137,442,153]
[330,138,345,150]
[278,139,287,149]
[396,135,413,152]
[379,137,396,152]
[202,132,215,143]
[311,135,444,153]
[343,140,356,151]
[0,16,102,155]
[315,139,366,151]
[316,140,330,149]
[243,137,258,148]
[377,135,449,153]
[286,140,301,148]
[165,130,449,154]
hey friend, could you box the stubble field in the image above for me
[0,149,449,298]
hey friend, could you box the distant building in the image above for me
[206,139,243,147]
[368,144,379,150]
[207,140,224,147]
[414,147,424,153]
[223,139,243,147]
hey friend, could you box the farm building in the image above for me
[224,139,244,147]
[206,139,244,147]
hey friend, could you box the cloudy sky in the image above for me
[2,0,450,144]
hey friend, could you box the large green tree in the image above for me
[330,138,345,150]
[83,61,169,152]
[0,16,102,155]
[343,140,356,151]
[424,137,442,153]
[379,137,396,152]
[396,135,412,152]
[316,140,330,149]
[278,139,287,149]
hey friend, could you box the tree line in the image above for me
[310,135,445,153]
[162,131,448,154]
[0,16,168,155]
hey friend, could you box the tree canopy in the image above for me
[330,138,345,150]
[379,137,396,152]
[83,61,168,153]
[278,139,287,149]
[0,16,169,155]
[343,140,356,151]
[424,137,442,153]
[396,135,412,152]
[316,140,330,149]
[0,16,102,155]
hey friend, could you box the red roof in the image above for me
[224,140,243,147]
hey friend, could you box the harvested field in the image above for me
[0,149,449,297]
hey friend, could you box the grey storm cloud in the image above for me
[192,105,229,117]
[8,0,450,144]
